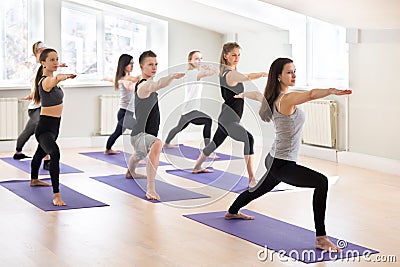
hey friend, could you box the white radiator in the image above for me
[301,100,337,148]
[0,98,19,140]
[99,95,120,135]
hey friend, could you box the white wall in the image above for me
[348,31,400,161]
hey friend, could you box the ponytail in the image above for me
[33,65,44,104]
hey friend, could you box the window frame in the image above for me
[0,0,44,87]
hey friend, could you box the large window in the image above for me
[103,16,147,78]
[61,1,153,81]
[61,4,98,79]
[0,0,29,84]
[306,17,348,87]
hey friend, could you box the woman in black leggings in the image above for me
[30,48,76,206]
[192,42,267,187]
[104,54,140,155]
[225,57,352,252]
[164,50,215,150]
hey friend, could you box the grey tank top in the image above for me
[38,76,64,107]
[270,95,305,161]
[118,83,135,112]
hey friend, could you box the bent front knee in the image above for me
[317,176,329,191]
[150,139,162,153]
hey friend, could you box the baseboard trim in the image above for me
[299,144,337,162]
[337,151,400,176]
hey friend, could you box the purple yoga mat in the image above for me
[79,151,170,168]
[162,144,242,161]
[166,168,283,193]
[1,157,83,175]
[0,179,108,211]
[184,210,379,263]
[90,174,209,203]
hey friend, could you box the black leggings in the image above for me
[106,109,136,150]
[203,120,254,156]
[228,154,328,236]
[165,110,212,145]
[31,115,61,194]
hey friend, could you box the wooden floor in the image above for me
[0,140,399,267]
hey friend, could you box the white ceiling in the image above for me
[109,0,400,32]
[259,0,400,29]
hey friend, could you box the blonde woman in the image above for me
[192,42,267,188]
[164,50,216,149]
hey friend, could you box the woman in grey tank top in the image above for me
[225,58,352,252]
[104,54,140,155]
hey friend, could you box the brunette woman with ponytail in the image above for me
[30,48,76,206]
[225,57,351,252]
[104,54,140,155]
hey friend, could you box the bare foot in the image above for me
[316,236,342,252]
[224,212,254,220]
[248,177,257,188]
[163,143,179,148]
[53,193,67,206]
[30,179,51,187]
[104,149,120,155]
[192,168,214,174]
[146,190,160,200]
[208,153,220,159]
[125,170,147,179]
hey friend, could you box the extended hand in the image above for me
[329,88,352,95]
[172,73,185,79]
[234,93,244,99]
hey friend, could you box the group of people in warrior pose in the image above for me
[14,40,351,252]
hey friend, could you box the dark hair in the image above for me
[139,50,157,65]
[188,50,200,70]
[33,48,57,104]
[114,54,133,90]
[219,42,241,75]
[259,58,294,122]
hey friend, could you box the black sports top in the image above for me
[131,79,160,137]
[219,69,244,119]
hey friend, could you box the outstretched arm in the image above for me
[226,70,268,87]
[234,91,264,102]
[21,91,34,101]
[41,74,77,92]
[246,72,268,80]
[137,73,185,98]
[119,75,141,91]
[283,88,352,107]
[197,65,218,80]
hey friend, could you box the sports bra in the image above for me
[38,76,64,107]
